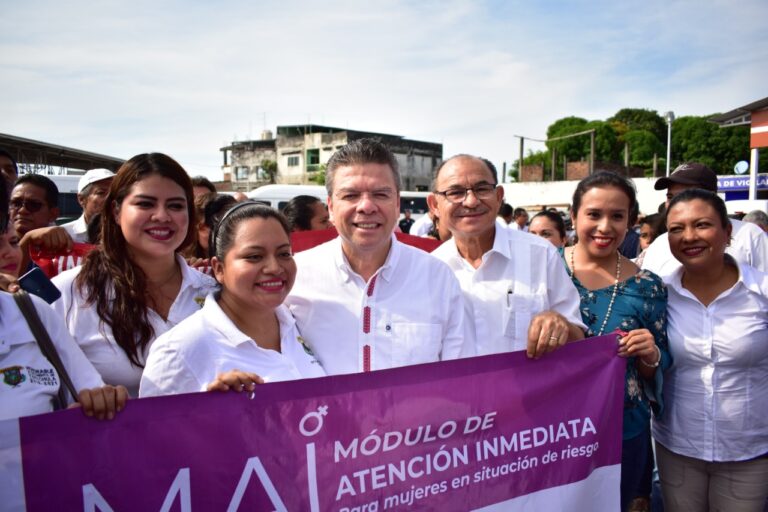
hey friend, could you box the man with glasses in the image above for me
[10,174,73,274]
[10,175,61,237]
[286,139,470,375]
[428,155,585,358]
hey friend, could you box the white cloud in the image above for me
[1,0,766,178]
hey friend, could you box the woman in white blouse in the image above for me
[652,189,768,511]
[139,202,325,396]
[53,154,217,397]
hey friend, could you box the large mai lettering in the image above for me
[228,457,286,512]
[81,457,287,511]
[82,468,191,512]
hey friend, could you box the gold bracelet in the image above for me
[639,345,661,368]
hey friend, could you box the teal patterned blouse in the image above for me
[570,269,671,440]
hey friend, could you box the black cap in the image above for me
[654,162,717,192]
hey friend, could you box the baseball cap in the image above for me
[654,162,717,192]
[78,168,115,194]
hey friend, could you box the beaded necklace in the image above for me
[569,247,622,336]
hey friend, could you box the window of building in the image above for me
[235,166,250,180]
[287,156,300,167]
[307,149,320,165]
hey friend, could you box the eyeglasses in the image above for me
[434,183,497,204]
[10,198,46,213]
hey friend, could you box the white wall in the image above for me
[501,178,666,216]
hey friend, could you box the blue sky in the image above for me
[2,0,767,180]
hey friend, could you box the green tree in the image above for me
[583,120,620,163]
[309,164,326,185]
[607,108,667,143]
[261,159,278,184]
[546,116,589,161]
[624,129,664,165]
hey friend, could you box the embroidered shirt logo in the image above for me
[194,296,206,308]
[1,366,26,387]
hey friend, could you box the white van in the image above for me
[246,184,429,219]
[246,185,327,210]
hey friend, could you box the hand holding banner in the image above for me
[9,335,625,511]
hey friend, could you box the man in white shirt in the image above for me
[286,139,468,375]
[641,162,768,275]
[410,210,434,237]
[60,168,115,243]
[509,207,529,231]
[427,155,585,358]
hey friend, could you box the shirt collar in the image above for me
[204,295,297,349]
[666,255,758,296]
[446,225,508,270]
[332,233,400,283]
[202,292,250,347]
[177,253,214,293]
[489,225,512,260]
[73,215,88,234]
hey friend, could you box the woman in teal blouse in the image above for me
[565,172,671,512]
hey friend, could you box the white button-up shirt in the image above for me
[60,215,89,244]
[431,227,584,355]
[51,255,217,397]
[642,218,768,276]
[0,292,104,420]
[285,235,469,375]
[139,297,325,397]
[652,261,768,461]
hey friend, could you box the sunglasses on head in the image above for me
[10,198,46,213]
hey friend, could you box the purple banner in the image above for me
[19,335,625,511]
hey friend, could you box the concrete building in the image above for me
[220,125,442,192]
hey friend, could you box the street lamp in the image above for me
[664,111,675,176]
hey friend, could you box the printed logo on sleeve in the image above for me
[0,366,58,388]
[1,366,26,387]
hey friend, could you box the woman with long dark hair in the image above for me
[52,153,217,396]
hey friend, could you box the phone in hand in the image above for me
[18,266,62,304]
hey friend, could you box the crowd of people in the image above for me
[0,140,766,511]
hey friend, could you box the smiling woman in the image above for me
[564,171,671,512]
[139,202,326,397]
[652,189,768,511]
[51,153,218,397]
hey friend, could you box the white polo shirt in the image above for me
[0,292,104,420]
[642,218,768,276]
[51,255,217,397]
[652,261,768,462]
[431,227,584,355]
[60,215,89,244]
[139,297,325,397]
[285,235,469,375]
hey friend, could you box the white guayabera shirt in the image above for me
[286,235,471,375]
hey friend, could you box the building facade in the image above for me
[220,125,442,192]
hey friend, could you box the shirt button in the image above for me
[385,325,391,331]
